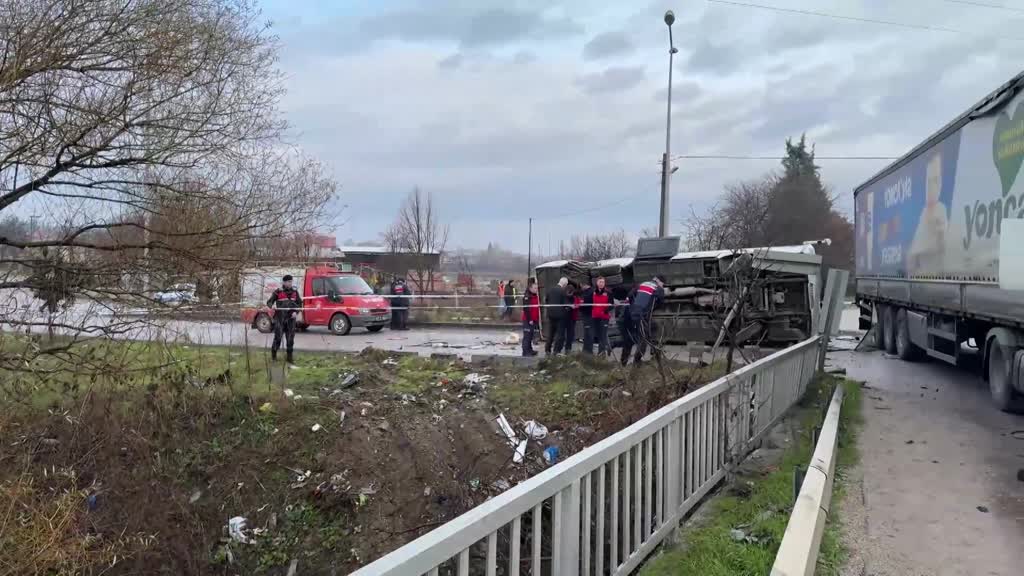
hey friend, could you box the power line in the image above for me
[670,154,900,160]
[943,0,1024,14]
[706,0,1024,40]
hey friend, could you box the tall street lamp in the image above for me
[659,10,678,237]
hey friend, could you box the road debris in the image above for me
[189,490,202,504]
[513,439,528,464]
[283,389,294,398]
[493,479,511,491]
[382,357,399,366]
[495,413,517,446]
[259,402,274,413]
[228,516,251,543]
[311,423,323,432]
[286,559,298,576]
[339,372,360,388]
[977,505,990,513]
[503,332,520,345]
[523,421,548,440]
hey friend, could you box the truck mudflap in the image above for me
[349,311,391,328]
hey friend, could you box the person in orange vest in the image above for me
[521,278,540,356]
[583,276,612,355]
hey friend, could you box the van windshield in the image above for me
[325,275,373,295]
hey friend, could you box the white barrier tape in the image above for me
[144,301,629,314]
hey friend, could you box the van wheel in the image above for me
[367,325,384,333]
[329,313,351,336]
[882,306,898,354]
[895,308,923,361]
[255,313,273,334]
[987,340,1024,413]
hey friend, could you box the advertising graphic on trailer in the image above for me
[856,90,1024,281]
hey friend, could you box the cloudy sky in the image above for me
[263,0,1024,251]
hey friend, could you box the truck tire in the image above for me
[895,308,923,361]
[254,313,273,334]
[986,338,1024,413]
[329,313,352,336]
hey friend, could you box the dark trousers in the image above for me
[272,315,296,361]
[586,318,609,355]
[620,316,658,366]
[545,316,565,354]
[522,321,536,355]
[563,319,576,352]
[391,307,408,330]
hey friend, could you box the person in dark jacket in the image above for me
[502,280,516,320]
[620,275,666,366]
[521,278,540,356]
[544,277,571,355]
[389,277,412,330]
[564,283,580,353]
[583,276,612,355]
[267,274,303,364]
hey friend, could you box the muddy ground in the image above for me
[0,343,719,575]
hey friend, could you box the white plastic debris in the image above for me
[523,421,548,440]
[283,389,294,398]
[464,373,493,385]
[513,439,528,464]
[495,413,518,446]
[382,357,399,366]
[311,423,323,432]
[503,332,521,345]
[228,516,251,543]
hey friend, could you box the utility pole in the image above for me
[659,10,678,237]
[527,217,533,280]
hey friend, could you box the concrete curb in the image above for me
[771,384,845,576]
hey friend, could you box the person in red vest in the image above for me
[583,276,612,355]
[521,278,540,356]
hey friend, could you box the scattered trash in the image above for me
[359,484,378,496]
[503,332,521,345]
[400,393,416,404]
[469,478,481,491]
[377,421,391,433]
[286,559,298,576]
[283,389,295,398]
[524,421,548,440]
[495,413,518,446]
[382,357,399,366]
[86,494,98,511]
[493,479,511,491]
[543,446,560,465]
[259,402,274,413]
[189,490,202,504]
[621,390,632,397]
[729,528,746,542]
[977,505,989,513]
[905,440,914,445]
[431,342,448,348]
[513,439,528,464]
[228,516,251,543]
[339,372,359,389]
[423,486,432,497]
[268,512,278,530]
[40,438,60,447]
[463,373,493,386]
[311,423,323,433]
[339,410,346,427]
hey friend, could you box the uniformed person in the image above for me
[267,274,302,364]
[620,275,666,366]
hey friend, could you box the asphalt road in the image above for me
[832,348,1024,576]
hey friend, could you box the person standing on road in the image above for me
[390,277,412,331]
[503,279,517,321]
[497,280,506,317]
[267,274,302,364]
[620,275,666,366]
[583,276,612,355]
[564,283,580,353]
[544,277,570,355]
[521,278,540,356]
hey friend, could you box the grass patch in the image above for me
[639,374,863,576]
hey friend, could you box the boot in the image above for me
[286,353,294,365]
[271,350,277,361]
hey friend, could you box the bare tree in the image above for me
[562,230,633,261]
[0,0,335,376]
[683,178,773,251]
[384,187,449,293]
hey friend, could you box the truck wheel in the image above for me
[895,308,923,361]
[986,340,1024,413]
[882,306,898,354]
[329,313,351,336]
[367,325,384,333]
[254,313,273,334]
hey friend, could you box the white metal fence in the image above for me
[351,336,822,576]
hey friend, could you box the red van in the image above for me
[241,266,390,335]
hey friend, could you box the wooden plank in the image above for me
[532,504,542,576]
[596,464,605,576]
[486,532,497,576]
[510,517,521,576]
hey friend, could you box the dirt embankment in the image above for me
[0,348,715,575]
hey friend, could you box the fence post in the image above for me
[559,479,581,575]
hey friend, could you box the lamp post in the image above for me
[659,10,678,237]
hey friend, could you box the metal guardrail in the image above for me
[771,384,845,576]
[351,336,822,576]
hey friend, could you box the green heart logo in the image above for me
[993,101,1024,197]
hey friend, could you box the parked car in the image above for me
[240,266,390,335]
[154,283,197,304]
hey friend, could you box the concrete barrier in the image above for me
[771,385,845,576]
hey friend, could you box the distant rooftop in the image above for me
[337,245,442,256]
